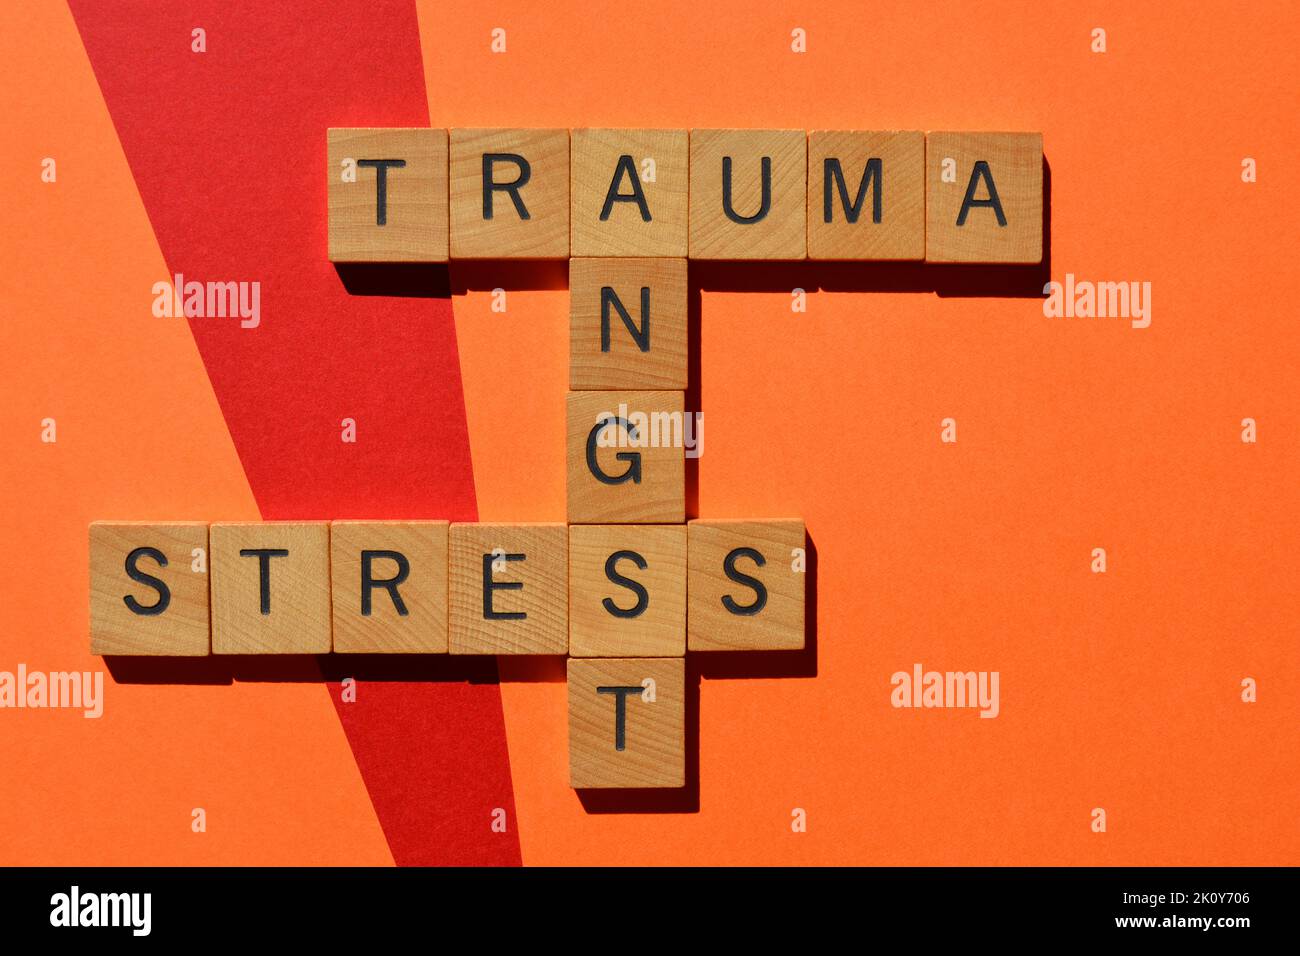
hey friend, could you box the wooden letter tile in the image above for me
[327,128,448,263]
[89,522,211,656]
[448,523,568,654]
[567,390,686,524]
[449,128,569,258]
[330,521,449,654]
[925,131,1043,263]
[687,519,805,651]
[689,129,806,260]
[569,524,687,658]
[570,128,688,257]
[569,257,687,391]
[210,522,331,654]
[807,130,925,260]
[568,657,685,788]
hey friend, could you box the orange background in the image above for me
[1,0,1296,865]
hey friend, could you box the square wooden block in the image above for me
[327,128,448,263]
[450,128,569,258]
[330,521,449,654]
[567,390,686,524]
[448,523,568,654]
[210,523,331,654]
[689,129,806,260]
[568,657,685,789]
[569,524,687,658]
[569,257,688,390]
[89,522,211,656]
[687,519,805,651]
[807,130,925,260]
[571,128,688,257]
[925,131,1043,264]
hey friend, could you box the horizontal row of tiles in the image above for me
[89,519,806,658]
[328,128,1044,264]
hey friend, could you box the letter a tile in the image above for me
[571,128,688,257]
[925,131,1043,263]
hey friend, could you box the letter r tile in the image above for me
[449,128,570,258]
[330,521,449,654]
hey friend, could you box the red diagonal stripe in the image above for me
[69,0,521,866]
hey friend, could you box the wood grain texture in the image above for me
[210,522,332,654]
[569,257,687,390]
[687,519,805,651]
[449,128,569,258]
[89,521,211,656]
[568,657,685,788]
[570,128,688,257]
[327,128,448,262]
[569,524,687,658]
[807,130,925,260]
[448,523,568,654]
[925,131,1043,263]
[330,520,449,654]
[566,390,686,524]
[689,129,806,260]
